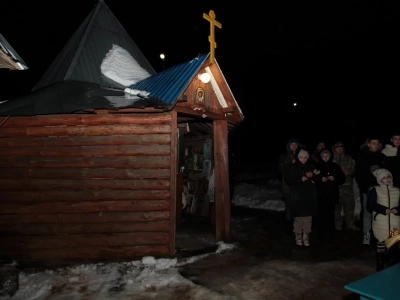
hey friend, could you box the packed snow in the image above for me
[0,168,284,299]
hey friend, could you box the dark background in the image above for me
[1,0,398,163]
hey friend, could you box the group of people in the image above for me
[278,134,400,271]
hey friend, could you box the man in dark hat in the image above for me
[381,131,400,188]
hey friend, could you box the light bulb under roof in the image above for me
[199,72,211,83]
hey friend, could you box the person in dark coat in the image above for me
[381,131,400,188]
[311,141,326,163]
[315,149,346,239]
[355,136,388,245]
[285,147,321,247]
[278,138,302,233]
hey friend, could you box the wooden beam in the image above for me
[213,119,231,242]
[175,106,226,120]
[222,106,238,113]
[74,108,165,114]
[106,108,164,113]
[169,111,177,255]
[176,95,187,102]
[177,116,197,123]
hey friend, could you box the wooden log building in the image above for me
[0,1,244,268]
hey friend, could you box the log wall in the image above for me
[0,113,175,267]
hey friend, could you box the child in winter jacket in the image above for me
[367,168,400,271]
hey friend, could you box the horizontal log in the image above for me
[0,211,169,224]
[0,178,170,191]
[1,113,172,127]
[0,144,171,156]
[0,200,170,214]
[1,221,170,236]
[0,134,171,147]
[0,156,171,168]
[2,232,170,249]
[0,189,171,202]
[104,108,165,113]
[0,245,170,262]
[0,167,171,180]
[0,124,171,138]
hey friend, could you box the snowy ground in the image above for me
[232,170,285,212]
[1,242,236,300]
[0,166,376,299]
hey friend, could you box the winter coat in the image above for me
[284,160,320,217]
[367,184,400,243]
[278,139,301,200]
[279,152,294,200]
[316,159,346,205]
[355,150,388,194]
[382,144,400,188]
[332,152,355,186]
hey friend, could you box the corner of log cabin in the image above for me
[0,112,176,267]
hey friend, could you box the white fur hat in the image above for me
[373,168,392,183]
[298,149,309,158]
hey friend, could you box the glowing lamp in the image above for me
[198,72,211,83]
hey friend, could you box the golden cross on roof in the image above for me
[203,10,222,64]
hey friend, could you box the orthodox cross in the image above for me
[203,10,222,63]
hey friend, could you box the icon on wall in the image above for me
[195,87,205,104]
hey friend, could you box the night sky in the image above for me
[1,0,398,162]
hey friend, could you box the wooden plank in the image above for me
[0,190,170,202]
[169,111,177,255]
[1,221,170,236]
[2,232,170,249]
[0,211,169,224]
[0,124,171,138]
[213,119,231,242]
[221,106,238,113]
[0,134,171,147]
[0,144,171,156]
[0,178,170,191]
[0,200,170,214]
[0,245,169,261]
[0,168,171,180]
[1,114,172,127]
[174,106,226,120]
[0,156,170,168]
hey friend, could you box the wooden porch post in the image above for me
[213,119,231,242]
[169,111,177,255]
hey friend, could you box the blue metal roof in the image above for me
[128,53,210,110]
